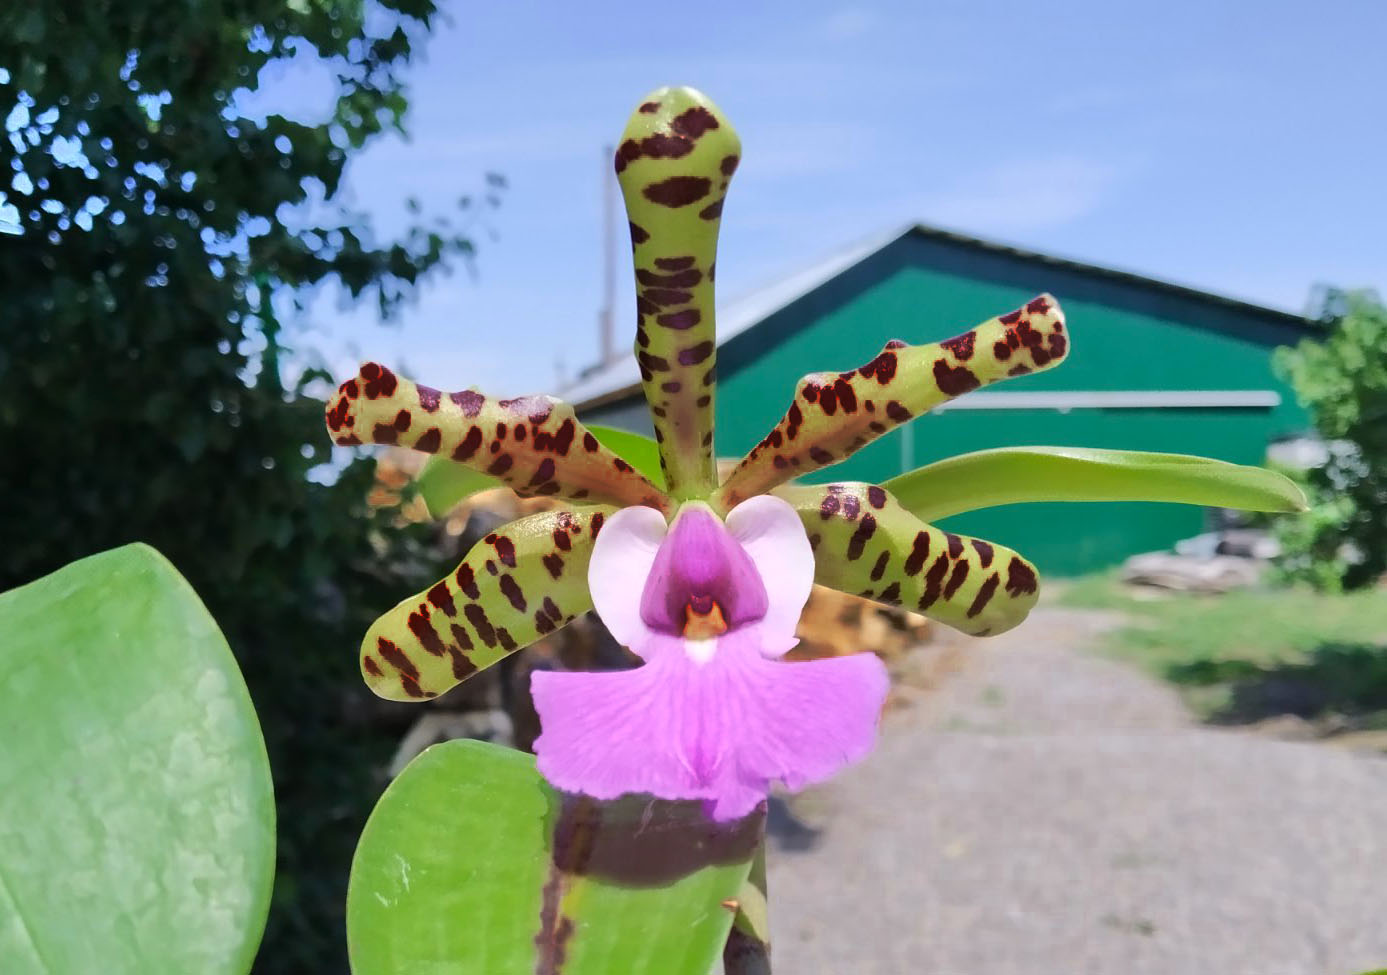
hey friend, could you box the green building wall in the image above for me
[585,231,1313,576]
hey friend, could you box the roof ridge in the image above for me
[565,222,1313,411]
[902,223,1310,327]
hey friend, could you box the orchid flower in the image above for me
[325,87,1303,822]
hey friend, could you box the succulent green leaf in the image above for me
[361,506,613,701]
[326,362,669,514]
[416,455,500,518]
[589,425,667,489]
[775,482,1041,636]
[615,87,741,499]
[0,544,275,975]
[719,294,1068,508]
[348,739,759,975]
[415,425,664,518]
[884,446,1309,523]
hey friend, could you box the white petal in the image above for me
[587,504,667,650]
[725,494,814,654]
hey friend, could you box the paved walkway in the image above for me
[766,609,1387,975]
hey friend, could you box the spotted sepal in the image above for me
[615,86,741,500]
[325,362,670,514]
[361,506,614,702]
[774,482,1040,637]
[718,295,1068,508]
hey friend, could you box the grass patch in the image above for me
[1057,573,1387,726]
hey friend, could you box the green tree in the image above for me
[0,3,488,970]
[1275,290,1387,590]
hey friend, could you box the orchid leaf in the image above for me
[615,87,741,499]
[719,294,1068,508]
[348,739,759,975]
[0,544,274,974]
[416,456,498,518]
[327,362,669,513]
[415,425,663,519]
[884,446,1309,523]
[589,425,667,489]
[360,506,613,701]
[775,482,1041,636]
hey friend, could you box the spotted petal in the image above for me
[361,506,612,701]
[615,87,741,498]
[326,362,669,513]
[774,482,1040,637]
[718,295,1068,507]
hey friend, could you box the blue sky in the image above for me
[279,0,1385,397]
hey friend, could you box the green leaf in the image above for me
[415,424,665,518]
[348,739,758,975]
[0,544,275,975]
[416,453,500,518]
[884,446,1309,522]
[588,424,666,489]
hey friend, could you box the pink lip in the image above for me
[638,503,769,636]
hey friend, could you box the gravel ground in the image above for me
[765,609,1387,975]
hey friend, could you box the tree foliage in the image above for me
[1274,290,1387,590]
[0,3,484,970]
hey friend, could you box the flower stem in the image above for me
[722,838,770,974]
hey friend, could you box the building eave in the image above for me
[903,223,1313,332]
[569,222,1316,412]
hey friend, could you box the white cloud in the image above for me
[915,155,1128,234]
[819,7,880,40]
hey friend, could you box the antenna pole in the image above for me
[599,144,616,365]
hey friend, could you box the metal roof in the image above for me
[566,222,1312,411]
[932,390,1283,411]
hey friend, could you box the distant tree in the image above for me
[0,3,493,970]
[1275,289,1387,591]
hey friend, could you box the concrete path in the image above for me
[766,609,1387,975]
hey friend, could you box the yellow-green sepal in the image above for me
[774,482,1041,637]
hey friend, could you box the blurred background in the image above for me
[2,1,1385,972]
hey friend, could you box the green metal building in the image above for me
[568,225,1314,575]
